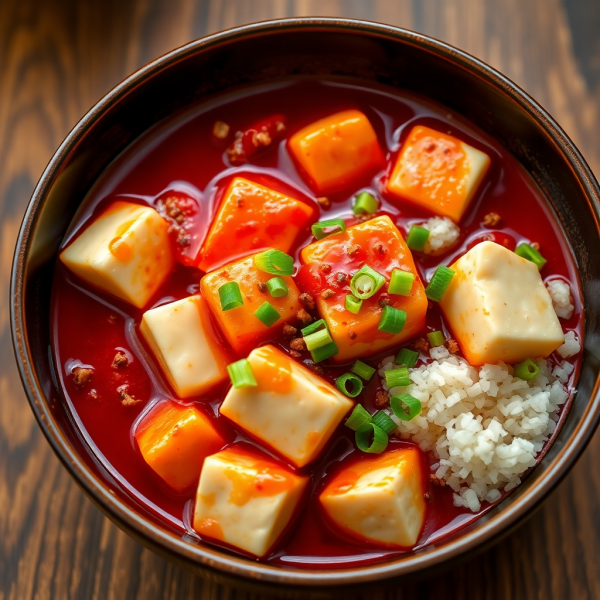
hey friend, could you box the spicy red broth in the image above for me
[50,78,582,568]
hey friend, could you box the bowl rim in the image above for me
[10,16,600,587]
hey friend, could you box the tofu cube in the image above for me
[386,125,491,222]
[140,295,230,398]
[320,447,426,547]
[299,216,428,363]
[439,241,565,365]
[193,447,308,557]
[200,252,302,355]
[220,345,353,467]
[198,177,315,272]
[60,200,174,308]
[288,110,385,194]
[135,400,225,493]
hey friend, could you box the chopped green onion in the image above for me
[390,394,422,421]
[345,294,363,314]
[355,423,388,453]
[353,192,378,215]
[266,277,288,298]
[385,366,410,388]
[226,359,257,388]
[396,348,419,368]
[301,318,327,336]
[515,243,547,270]
[389,269,415,296]
[345,404,372,431]
[427,330,445,347]
[406,225,430,251]
[311,219,346,240]
[425,265,455,302]
[371,410,397,435]
[304,328,333,351]
[351,360,376,381]
[310,341,339,363]
[335,373,364,398]
[350,265,386,300]
[254,301,281,327]
[514,358,540,380]
[218,281,243,311]
[378,305,407,335]
[254,249,294,276]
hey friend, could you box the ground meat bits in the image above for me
[348,330,357,340]
[306,363,325,376]
[257,281,268,294]
[447,339,460,354]
[483,212,502,228]
[212,121,230,139]
[72,366,93,388]
[317,197,331,210]
[412,337,430,354]
[282,324,297,337]
[118,386,142,407]
[374,390,390,408]
[112,351,129,369]
[299,293,316,310]
[289,350,302,359]
[347,244,360,258]
[297,309,313,325]
[290,338,307,352]
[321,289,335,300]
[430,474,447,487]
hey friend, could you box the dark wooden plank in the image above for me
[1,0,600,598]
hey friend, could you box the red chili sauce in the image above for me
[50,78,583,568]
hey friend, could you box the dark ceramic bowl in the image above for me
[10,17,600,597]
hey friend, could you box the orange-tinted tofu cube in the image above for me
[386,125,491,222]
[135,400,225,493]
[200,251,302,354]
[299,216,427,363]
[288,110,385,194]
[198,177,315,272]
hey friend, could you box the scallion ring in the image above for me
[385,366,410,389]
[301,318,328,337]
[311,219,346,240]
[335,373,364,398]
[371,410,397,435]
[253,249,294,276]
[304,328,333,351]
[345,404,372,431]
[218,281,243,311]
[515,243,547,270]
[425,265,455,302]
[395,348,419,368]
[406,225,430,251]
[427,330,445,347]
[345,294,363,314]
[388,269,415,296]
[254,301,281,327]
[351,360,376,381]
[226,358,257,388]
[310,341,339,363]
[514,358,540,380]
[378,305,407,335]
[355,423,388,454]
[353,192,378,215]
[390,394,422,422]
[266,276,288,298]
[350,265,385,300]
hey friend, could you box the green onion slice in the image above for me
[218,281,243,311]
[254,249,294,276]
[351,360,376,381]
[389,269,415,296]
[311,219,346,240]
[371,410,397,435]
[427,330,445,347]
[266,276,288,298]
[406,225,430,251]
[353,192,378,215]
[336,373,364,398]
[345,294,363,314]
[227,358,257,388]
[514,358,540,380]
[425,265,455,302]
[396,348,419,368]
[345,404,372,431]
[515,243,547,270]
[355,423,388,454]
[254,301,281,327]
[350,265,386,300]
[301,318,327,336]
[378,305,407,335]
[390,394,422,422]
[310,341,339,363]
[385,366,410,389]
[304,328,333,351]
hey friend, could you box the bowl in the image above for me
[11,17,600,596]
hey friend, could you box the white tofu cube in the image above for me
[320,448,426,547]
[60,200,174,308]
[193,447,308,557]
[439,241,564,365]
[140,295,229,398]
[220,345,353,468]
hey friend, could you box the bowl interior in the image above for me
[12,19,600,591]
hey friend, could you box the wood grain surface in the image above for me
[2,0,600,598]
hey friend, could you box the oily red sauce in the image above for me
[50,78,583,568]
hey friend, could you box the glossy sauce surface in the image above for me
[50,78,582,568]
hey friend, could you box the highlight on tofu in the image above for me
[53,80,582,567]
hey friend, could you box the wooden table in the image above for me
[2,1,600,598]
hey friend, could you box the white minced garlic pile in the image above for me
[378,341,579,512]
[422,217,460,256]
